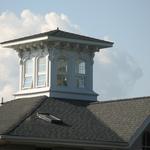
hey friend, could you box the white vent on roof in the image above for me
[37,112,63,124]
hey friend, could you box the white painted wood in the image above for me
[47,35,111,48]
[1,36,48,47]
[19,59,23,90]
[46,55,49,87]
[14,41,98,101]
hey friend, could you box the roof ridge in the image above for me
[4,96,48,135]
[90,96,150,105]
[0,29,57,44]
[51,29,113,43]
[0,28,113,45]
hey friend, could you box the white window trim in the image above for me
[76,59,86,89]
[19,59,23,90]
[36,56,48,88]
[21,55,49,90]
[22,58,34,89]
[45,55,49,87]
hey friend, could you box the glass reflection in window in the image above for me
[37,57,46,87]
[57,59,68,86]
[23,59,33,88]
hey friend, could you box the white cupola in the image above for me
[1,29,113,101]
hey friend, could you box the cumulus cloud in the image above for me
[0,46,18,101]
[0,9,79,101]
[0,9,80,42]
[94,48,143,100]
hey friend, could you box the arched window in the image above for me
[37,56,46,87]
[143,131,150,150]
[76,60,86,88]
[23,59,33,88]
[57,58,68,86]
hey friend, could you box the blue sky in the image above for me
[0,0,150,100]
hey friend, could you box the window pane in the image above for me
[77,76,85,88]
[76,60,85,74]
[57,75,67,86]
[79,61,85,74]
[37,57,46,87]
[25,59,33,75]
[38,57,46,73]
[76,60,85,88]
[37,74,46,87]
[57,59,67,74]
[23,59,33,89]
[24,76,32,88]
[57,59,68,86]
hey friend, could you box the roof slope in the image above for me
[0,96,150,147]
[0,96,46,135]
[88,97,150,142]
[0,29,113,46]
[9,98,123,143]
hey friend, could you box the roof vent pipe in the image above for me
[1,97,4,105]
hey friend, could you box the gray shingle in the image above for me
[0,96,46,134]
[88,97,150,142]
[9,98,121,142]
[5,96,150,144]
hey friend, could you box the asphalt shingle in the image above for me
[0,96,149,146]
[0,96,46,135]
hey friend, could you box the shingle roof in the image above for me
[0,96,46,135]
[0,96,150,148]
[0,29,113,46]
[88,97,150,142]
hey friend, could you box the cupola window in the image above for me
[57,58,68,86]
[23,58,33,89]
[76,60,86,88]
[37,56,46,87]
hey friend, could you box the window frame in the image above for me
[22,58,33,89]
[76,59,86,89]
[56,58,68,87]
[36,56,47,88]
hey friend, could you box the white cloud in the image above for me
[0,84,15,102]
[42,12,79,32]
[0,9,143,101]
[96,49,111,64]
[0,46,18,101]
[0,9,79,101]
[0,9,80,42]
[94,48,143,100]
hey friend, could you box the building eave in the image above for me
[0,36,48,48]
[0,135,128,149]
[0,29,114,49]
[0,36,113,50]
[48,35,113,49]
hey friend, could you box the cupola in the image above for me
[0,29,113,101]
